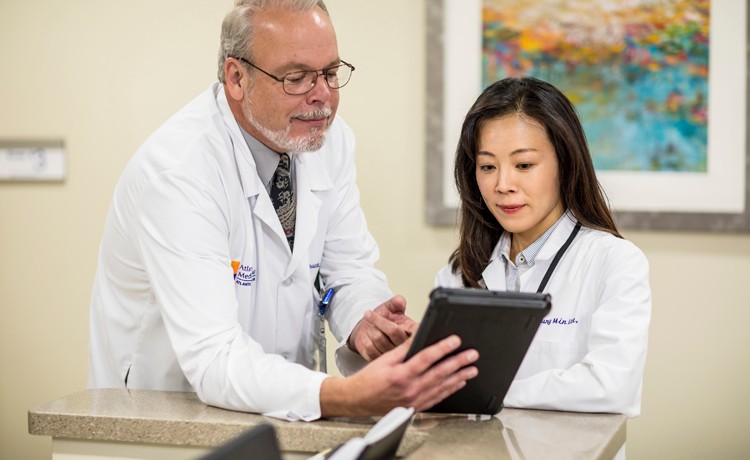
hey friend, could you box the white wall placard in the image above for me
[0,140,66,181]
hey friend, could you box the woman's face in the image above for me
[475,114,565,249]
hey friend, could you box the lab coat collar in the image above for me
[482,211,578,291]
[483,259,508,291]
[484,235,508,291]
[213,83,334,196]
[213,83,265,200]
[213,84,288,254]
[534,212,579,261]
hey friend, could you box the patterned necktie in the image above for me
[269,153,295,251]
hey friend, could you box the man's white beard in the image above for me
[243,99,331,154]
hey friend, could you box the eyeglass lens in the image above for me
[283,64,352,95]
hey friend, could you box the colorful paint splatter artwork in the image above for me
[482,0,710,172]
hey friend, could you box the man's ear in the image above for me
[224,58,246,101]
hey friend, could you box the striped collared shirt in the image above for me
[499,214,566,291]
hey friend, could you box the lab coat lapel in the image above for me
[254,192,289,251]
[284,152,333,278]
[532,214,578,263]
[519,213,578,291]
[233,146,284,242]
[233,149,289,251]
[218,93,291,251]
[483,256,508,291]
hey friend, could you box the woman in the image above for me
[436,76,651,417]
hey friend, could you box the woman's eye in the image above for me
[517,163,533,170]
[478,164,495,171]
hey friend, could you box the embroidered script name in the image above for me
[541,317,579,326]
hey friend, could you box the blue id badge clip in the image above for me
[317,288,335,373]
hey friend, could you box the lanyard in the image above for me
[317,288,335,373]
[536,222,582,293]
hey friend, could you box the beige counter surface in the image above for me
[29,389,626,459]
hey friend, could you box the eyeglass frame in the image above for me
[232,56,355,95]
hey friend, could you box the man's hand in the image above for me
[348,295,419,361]
[320,335,479,417]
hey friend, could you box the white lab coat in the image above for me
[435,215,651,417]
[88,83,390,421]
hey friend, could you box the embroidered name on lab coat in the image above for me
[541,317,579,326]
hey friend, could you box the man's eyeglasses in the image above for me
[233,57,355,95]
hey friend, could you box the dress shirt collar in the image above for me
[239,127,292,192]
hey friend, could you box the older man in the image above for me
[88,0,477,421]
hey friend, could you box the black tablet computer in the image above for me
[404,287,551,415]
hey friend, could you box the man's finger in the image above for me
[403,334,463,374]
[364,323,389,357]
[365,310,409,345]
[411,353,478,410]
[375,295,407,316]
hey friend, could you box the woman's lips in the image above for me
[499,204,524,214]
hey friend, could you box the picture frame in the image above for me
[426,0,750,232]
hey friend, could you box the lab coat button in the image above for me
[283,278,293,286]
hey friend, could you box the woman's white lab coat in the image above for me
[88,83,390,421]
[435,215,651,417]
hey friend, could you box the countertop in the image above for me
[29,389,626,459]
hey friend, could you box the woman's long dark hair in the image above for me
[451,76,621,288]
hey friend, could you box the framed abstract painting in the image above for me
[426,0,750,231]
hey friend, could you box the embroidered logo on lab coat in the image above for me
[232,260,257,287]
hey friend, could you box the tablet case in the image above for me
[405,287,551,415]
[198,423,282,460]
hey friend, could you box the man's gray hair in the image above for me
[217,0,329,83]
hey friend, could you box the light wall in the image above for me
[1,1,749,459]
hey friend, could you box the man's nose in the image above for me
[305,72,333,103]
